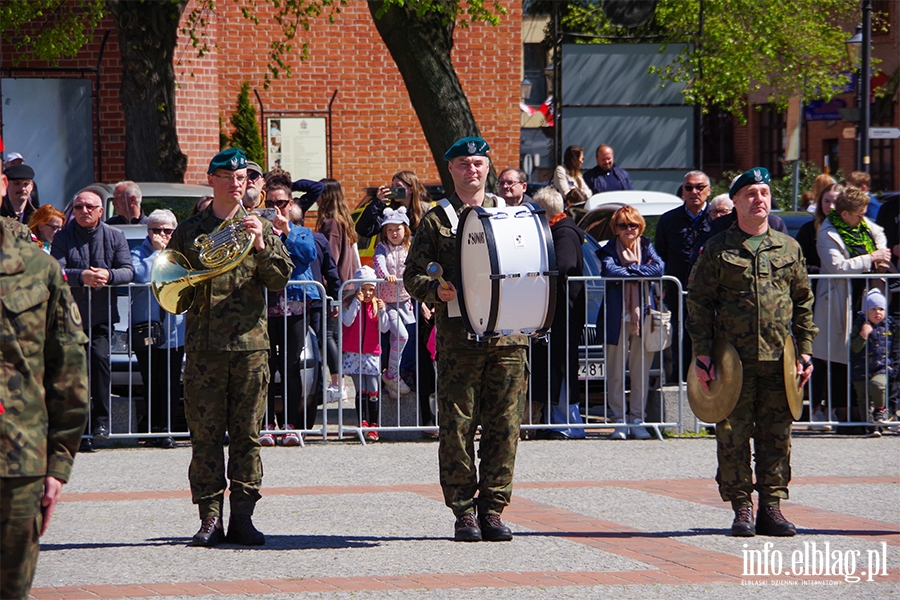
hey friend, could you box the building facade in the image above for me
[1,1,522,200]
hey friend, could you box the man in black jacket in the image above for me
[582,145,633,194]
[52,190,134,450]
[655,170,712,382]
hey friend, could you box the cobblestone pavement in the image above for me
[29,432,900,599]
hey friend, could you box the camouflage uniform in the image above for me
[1,218,89,599]
[687,225,817,508]
[405,194,528,517]
[167,207,292,519]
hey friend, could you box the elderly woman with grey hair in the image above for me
[708,193,734,220]
[528,186,586,437]
[130,209,186,448]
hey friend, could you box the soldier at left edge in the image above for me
[1,164,90,600]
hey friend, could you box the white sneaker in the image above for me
[381,372,401,399]
[325,385,346,404]
[629,419,652,440]
[809,407,832,431]
[383,372,410,395]
[610,419,626,440]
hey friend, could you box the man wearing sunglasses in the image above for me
[51,190,134,451]
[655,170,713,381]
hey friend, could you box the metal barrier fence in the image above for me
[79,271,898,443]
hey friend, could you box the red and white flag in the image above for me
[538,96,554,126]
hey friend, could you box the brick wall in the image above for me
[2,2,521,195]
[208,1,521,194]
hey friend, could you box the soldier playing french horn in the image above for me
[165,148,293,547]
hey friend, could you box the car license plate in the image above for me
[578,360,605,380]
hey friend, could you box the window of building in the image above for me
[702,107,735,174]
[873,1,891,35]
[522,43,549,106]
[871,104,896,192]
[758,104,785,178]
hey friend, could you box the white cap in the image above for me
[3,152,23,163]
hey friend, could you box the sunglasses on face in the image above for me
[150,227,175,235]
[683,184,708,192]
[73,204,101,212]
[248,172,262,182]
[265,199,290,209]
[616,222,639,231]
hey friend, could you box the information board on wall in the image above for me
[267,117,327,180]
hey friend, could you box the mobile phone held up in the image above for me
[253,208,278,221]
[386,186,407,200]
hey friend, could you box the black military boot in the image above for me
[191,516,224,547]
[756,505,796,537]
[478,511,513,542]
[226,514,266,545]
[453,513,482,542]
[730,505,755,537]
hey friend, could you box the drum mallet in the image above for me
[426,262,451,290]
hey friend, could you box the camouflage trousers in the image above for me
[184,350,269,519]
[715,359,792,508]
[436,345,528,517]
[0,476,43,600]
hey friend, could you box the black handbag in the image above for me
[131,321,163,349]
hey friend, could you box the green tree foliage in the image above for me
[229,82,264,164]
[713,161,844,211]
[529,0,863,119]
[0,0,104,64]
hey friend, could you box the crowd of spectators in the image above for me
[2,149,896,447]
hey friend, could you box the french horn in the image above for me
[151,205,255,315]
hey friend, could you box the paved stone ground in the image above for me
[28,431,900,599]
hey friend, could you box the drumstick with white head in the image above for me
[426,262,451,290]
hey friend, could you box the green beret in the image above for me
[729,167,770,198]
[443,136,490,161]
[208,148,248,174]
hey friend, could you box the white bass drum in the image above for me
[457,203,557,339]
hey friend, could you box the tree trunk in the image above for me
[367,1,494,195]
[108,0,188,182]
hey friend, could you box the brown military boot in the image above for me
[226,514,266,545]
[453,513,482,542]
[756,505,796,537]
[730,506,755,537]
[479,511,513,542]
[191,516,224,547]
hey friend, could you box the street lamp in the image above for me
[845,2,873,173]
[520,78,533,102]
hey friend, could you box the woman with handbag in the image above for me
[598,206,665,439]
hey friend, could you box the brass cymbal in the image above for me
[783,337,804,421]
[687,339,743,424]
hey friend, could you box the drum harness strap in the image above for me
[435,195,505,324]
[436,195,505,234]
